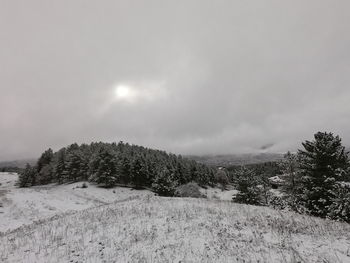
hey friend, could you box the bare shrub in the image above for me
[174,182,205,198]
[215,169,229,190]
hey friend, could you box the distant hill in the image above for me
[0,158,36,169]
[187,153,284,167]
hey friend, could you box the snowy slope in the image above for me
[0,173,152,232]
[1,172,349,263]
[1,196,350,263]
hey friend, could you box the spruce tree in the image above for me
[327,183,350,222]
[232,167,261,205]
[37,148,53,173]
[118,153,132,184]
[130,155,149,188]
[65,150,84,182]
[18,164,37,187]
[37,164,54,185]
[89,147,119,187]
[54,148,66,183]
[296,132,350,217]
[152,167,177,196]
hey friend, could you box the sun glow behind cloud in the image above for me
[114,84,136,102]
[113,81,167,104]
[95,80,167,116]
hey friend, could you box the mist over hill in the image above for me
[187,153,284,167]
[0,159,36,169]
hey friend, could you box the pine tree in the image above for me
[232,167,261,205]
[327,183,350,222]
[65,150,85,182]
[54,148,66,183]
[89,147,119,187]
[18,164,37,187]
[130,155,149,188]
[173,158,187,185]
[37,148,53,172]
[118,153,132,184]
[37,163,54,185]
[152,167,177,196]
[296,132,350,217]
[195,164,211,186]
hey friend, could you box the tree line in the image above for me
[17,132,350,222]
[231,132,350,223]
[18,141,216,196]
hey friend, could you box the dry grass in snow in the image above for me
[0,173,151,232]
[1,194,350,263]
[201,185,238,201]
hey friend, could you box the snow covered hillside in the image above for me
[0,173,152,232]
[1,172,350,263]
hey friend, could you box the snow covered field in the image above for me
[1,172,350,262]
[0,173,152,232]
[200,186,238,201]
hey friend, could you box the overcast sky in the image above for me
[1,0,350,160]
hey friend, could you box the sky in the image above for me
[1,0,350,160]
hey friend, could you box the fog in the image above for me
[1,0,350,160]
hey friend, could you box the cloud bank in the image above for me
[1,0,350,160]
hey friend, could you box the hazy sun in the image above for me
[113,81,164,104]
[115,85,132,100]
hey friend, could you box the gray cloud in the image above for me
[1,0,350,160]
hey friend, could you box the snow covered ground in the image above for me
[1,195,350,262]
[1,172,350,262]
[200,185,238,201]
[0,172,153,232]
[0,173,238,233]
